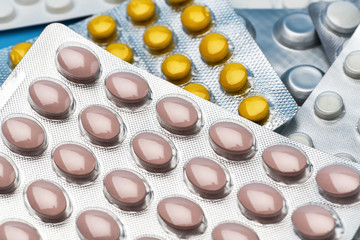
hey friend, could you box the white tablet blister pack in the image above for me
[228,0,334,9]
[308,0,360,63]
[236,9,330,105]
[0,0,298,130]
[0,0,125,31]
[282,25,360,163]
[0,22,359,240]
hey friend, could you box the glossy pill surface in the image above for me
[127,0,155,22]
[0,221,41,240]
[161,54,191,81]
[181,5,211,32]
[200,33,229,63]
[106,43,133,63]
[9,42,32,68]
[143,25,173,51]
[238,96,269,122]
[220,63,248,92]
[88,15,117,40]
[183,83,210,101]
[212,222,259,240]
[0,156,17,192]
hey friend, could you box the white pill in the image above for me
[314,91,344,120]
[288,132,314,147]
[283,0,310,9]
[344,51,360,79]
[324,1,360,34]
[228,0,274,9]
[45,0,73,13]
[15,0,39,5]
[0,2,15,23]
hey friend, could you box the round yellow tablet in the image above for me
[9,42,32,68]
[184,83,210,101]
[88,15,117,40]
[161,54,191,80]
[168,0,188,3]
[220,63,248,92]
[199,33,229,63]
[127,0,156,22]
[181,5,211,32]
[143,25,173,50]
[106,43,133,63]
[238,96,269,122]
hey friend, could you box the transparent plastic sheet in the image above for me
[0,23,358,239]
[282,25,360,163]
[0,0,298,130]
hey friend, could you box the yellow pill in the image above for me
[88,15,117,40]
[127,0,156,22]
[238,96,269,123]
[9,42,32,68]
[162,54,191,80]
[181,5,211,32]
[106,43,133,63]
[199,33,229,63]
[143,25,173,50]
[168,0,188,3]
[220,63,247,92]
[184,83,210,101]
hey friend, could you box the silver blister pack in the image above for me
[282,25,360,164]
[0,23,359,240]
[0,0,298,130]
[308,0,360,63]
[236,9,330,105]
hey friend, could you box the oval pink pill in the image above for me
[56,45,100,84]
[1,116,47,156]
[209,121,255,160]
[0,221,41,240]
[0,155,18,193]
[29,79,73,119]
[262,145,308,177]
[212,222,259,240]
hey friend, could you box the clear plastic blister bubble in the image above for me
[0,219,42,240]
[0,153,20,193]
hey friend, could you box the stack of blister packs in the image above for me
[0,0,360,240]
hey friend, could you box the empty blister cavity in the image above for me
[209,120,256,160]
[200,33,229,64]
[1,115,47,156]
[0,220,41,240]
[105,71,152,110]
[88,15,118,43]
[324,1,360,34]
[156,95,203,135]
[79,105,126,147]
[237,183,287,223]
[212,222,259,240]
[281,65,324,105]
[24,180,72,223]
[0,154,19,193]
[316,164,360,204]
[344,50,360,79]
[76,209,125,240]
[157,196,207,237]
[314,91,344,121]
[103,169,153,211]
[56,44,101,84]
[131,131,178,172]
[292,204,342,240]
[181,5,212,33]
[288,132,314,148]
[28,78,75,119]
[127,0,156,23]
[262,144,312,184]
[184,157,232,199]
[273,12,319,50]
[52,143,99,183]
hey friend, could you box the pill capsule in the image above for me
[238,96,269,123]
[0,221,41,240]
[76,209,122,240]
[157,197,205,231]
[200,33,229,63]
[88,15,117,41]
[220,63,248,92]
[181,5,211,32]
[25,180,71,222]
[183,83,210,101]
[212,223,259,240]
[28,79,74,119]
[161,54,191,81]
[9,42,32,68]
[127,0,155,22]
[106,43,133,63]
[316,164,359,198]
[0,155,18,193]
[292,205,336,240]
[143,25,173,51]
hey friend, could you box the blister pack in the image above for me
[0,23,359,240]
[282,25,360,163]
[308,0,360,63]
[0,0,298,130]
[0,0,125,31]
[228,0,334,9]
[236,9,330,105]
